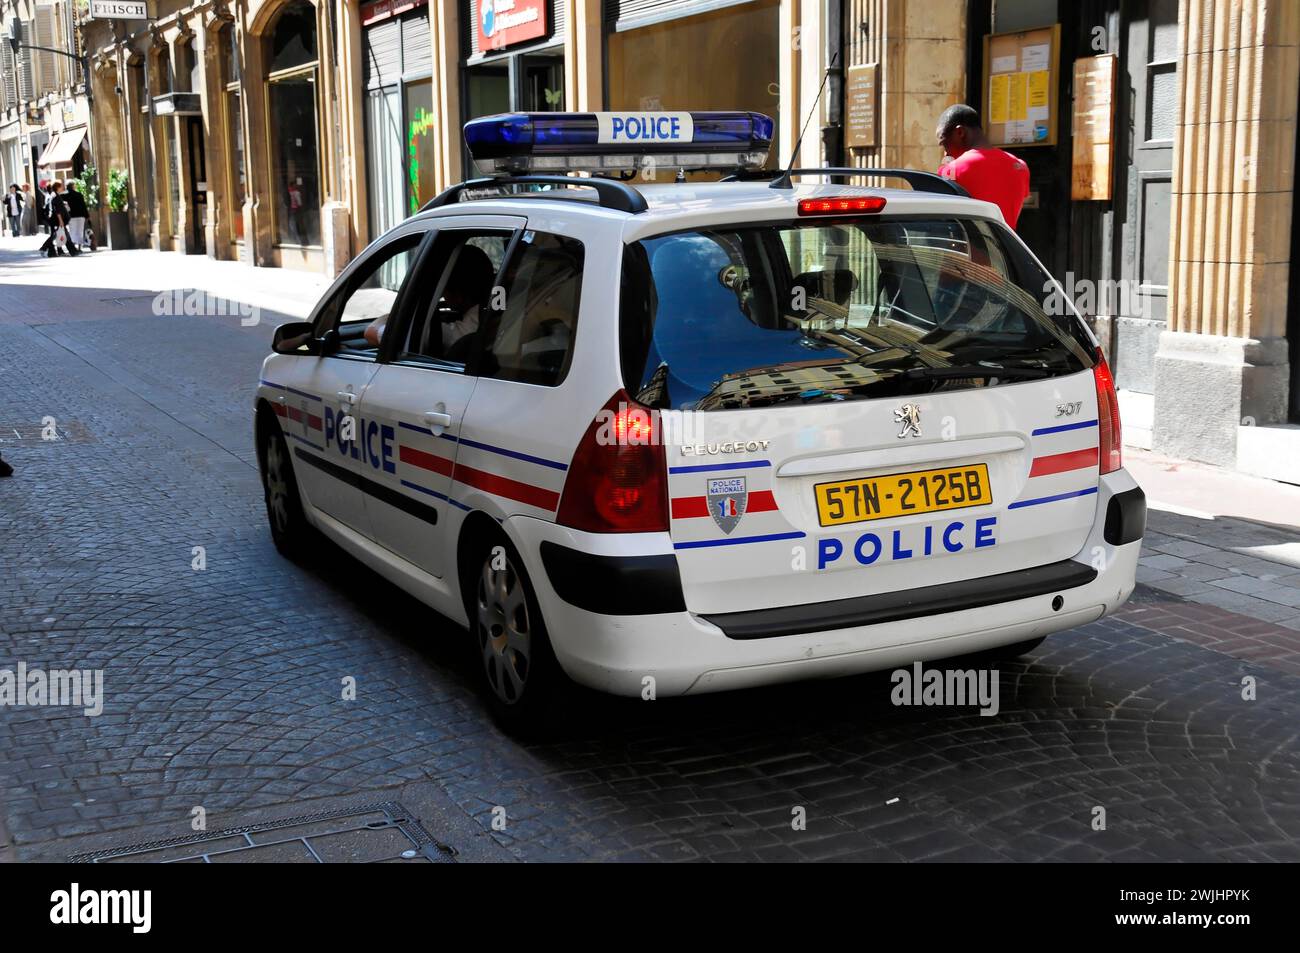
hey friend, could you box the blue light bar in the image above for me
[464,111,774,174]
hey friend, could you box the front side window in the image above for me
[621,217,1095,410]
[395,231,511,368]
[316,233,423,359]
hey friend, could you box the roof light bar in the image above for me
[464,111,774,175]
[797,196,888,216]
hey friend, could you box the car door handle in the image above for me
[337,390,357,405]
[423,411,453,428]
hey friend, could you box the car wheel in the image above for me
[467,534,563,732]
[260,419,310,557]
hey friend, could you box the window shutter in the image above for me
[34,5,59,95]
[0,45,17,109]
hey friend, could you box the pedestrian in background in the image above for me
[64,180,89,251]
[20,184,37,235]
[4,184,22,236]
[39,181,75,258]
[934,104,1030,230]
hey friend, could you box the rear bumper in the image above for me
[507,469,1144,697]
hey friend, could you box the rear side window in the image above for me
[620,217,1095,410]
[477,231,584,387]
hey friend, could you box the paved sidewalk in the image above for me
[0,234,327,324]
[1125,450,1300,630]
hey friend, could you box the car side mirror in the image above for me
[271,321,319,355]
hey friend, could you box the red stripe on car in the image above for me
[1029,446,1098,477]
[671,490,779,519]
[454,463,560,511]
[399,445,454,477]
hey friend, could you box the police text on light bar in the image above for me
[463,111,774,175]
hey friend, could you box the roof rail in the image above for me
[725,167,967,197]
[420,175,649,214]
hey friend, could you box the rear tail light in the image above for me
[798,196,887,216]
[1093,348,1122,474]
[556,391,669,533]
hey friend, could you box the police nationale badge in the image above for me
[707,476,748,534]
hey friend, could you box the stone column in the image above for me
[851,0,966,172]
[563,0,603,112]
[241,17,273,268]
[121,48,152,247]
[169,26,197,254]
[1153,0,1298,466]
[317,0,351,277]
[336,0,367,249]
[430,0,462,191]
[198,9,233,259]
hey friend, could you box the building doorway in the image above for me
[186,115,207,253]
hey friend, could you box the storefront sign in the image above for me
[844,63,878,149]
[89,0,148,19]
[361,0,427,26]
[476,0,547,52]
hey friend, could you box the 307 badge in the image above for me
[707,477,747,534]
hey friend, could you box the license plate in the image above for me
[815,464,991,527]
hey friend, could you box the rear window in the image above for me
[620,217,1095,410]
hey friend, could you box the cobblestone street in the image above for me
[2,241,1299,863]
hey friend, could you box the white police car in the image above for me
[255,110,1144,726]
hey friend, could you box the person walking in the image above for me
[934,104,1030,230]
[64,180,89,252]
[4,184,22,237]
[20,183,37,235]
[39,181,76,257]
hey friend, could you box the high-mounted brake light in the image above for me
[1093,348,1122,474]
[556,392,669,534]
[797,196,888,216]
[463,111,773,175]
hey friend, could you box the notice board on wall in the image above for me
[844,63,879,149]
[982,25,1060,147]
[1071,53,1117,200]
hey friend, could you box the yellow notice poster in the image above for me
[1009,72,1029,121]
[1027,70,1050,108]
[989,74,1010,124]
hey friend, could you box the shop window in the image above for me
[268,0,318,73]
[403,79,436,214]
[267,1,321,247]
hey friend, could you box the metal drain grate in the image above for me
[69,801,457,864]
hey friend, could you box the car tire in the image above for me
[463,532,565,734]
[259,418,311,558]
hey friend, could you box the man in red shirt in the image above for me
[935,104,1030,229]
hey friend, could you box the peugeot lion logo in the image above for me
[894,403,922,439]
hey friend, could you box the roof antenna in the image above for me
[771,51,839,190]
